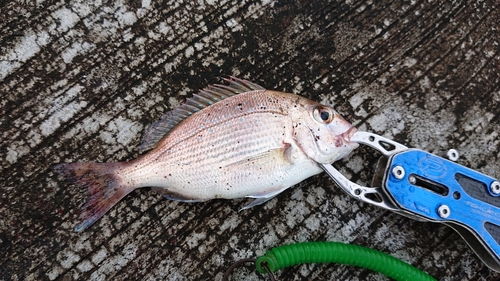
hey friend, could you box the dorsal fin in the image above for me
[139,77,265,153]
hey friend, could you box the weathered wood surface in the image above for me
[2,0,500,280]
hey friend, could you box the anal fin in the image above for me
[162,195,205,203]
[152,187,205,203]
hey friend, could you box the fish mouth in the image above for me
[339,126,358,148]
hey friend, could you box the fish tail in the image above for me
[52,162,133,232]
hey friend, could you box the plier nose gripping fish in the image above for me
[321,131,500,272]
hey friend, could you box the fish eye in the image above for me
[313,106,334,124]
[320,111,330,121]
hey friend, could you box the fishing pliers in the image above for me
[321,131,500,272]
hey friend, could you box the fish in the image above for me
[52,77,358,232]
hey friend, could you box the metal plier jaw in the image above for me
[321,131,500,272]
[321,131,408,213]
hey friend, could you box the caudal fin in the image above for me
[52,162,133,232]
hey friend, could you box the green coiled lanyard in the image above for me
[223,241,436,281]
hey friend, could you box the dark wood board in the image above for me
[2,0,500,280]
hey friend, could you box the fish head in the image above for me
[293,102,358,164]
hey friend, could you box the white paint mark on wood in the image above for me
[185,45,195,58]
[76,259,94,272]
[40,87,86,137]
[115,8,137,28]
[46,265,63,281]
[6,142,30,164]
[57,249,81,269]
[0,31,51,81]
[61,41,95,63]
[52,8,81,32]
[403,57,417,67]
[142,0,151,9]
[72,0,103,17]
[91,248,108,265]
[226,18,242,32]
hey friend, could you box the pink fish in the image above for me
[53,77,358,231]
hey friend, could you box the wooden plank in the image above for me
[1,0,500,280]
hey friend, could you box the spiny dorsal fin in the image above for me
[139,77,265,153]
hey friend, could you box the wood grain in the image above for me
[1,0,500,280]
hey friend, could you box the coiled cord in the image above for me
[253,241,436,281]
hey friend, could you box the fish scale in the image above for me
[52,77,357,231]
[138,112,294,199]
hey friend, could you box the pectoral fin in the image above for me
[227,142,293,171]
[240,185,291,210]
[241,197,273,210]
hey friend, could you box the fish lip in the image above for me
[342,126,357,141]
[340,126,358,148]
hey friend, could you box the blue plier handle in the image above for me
[321,131,500,272]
